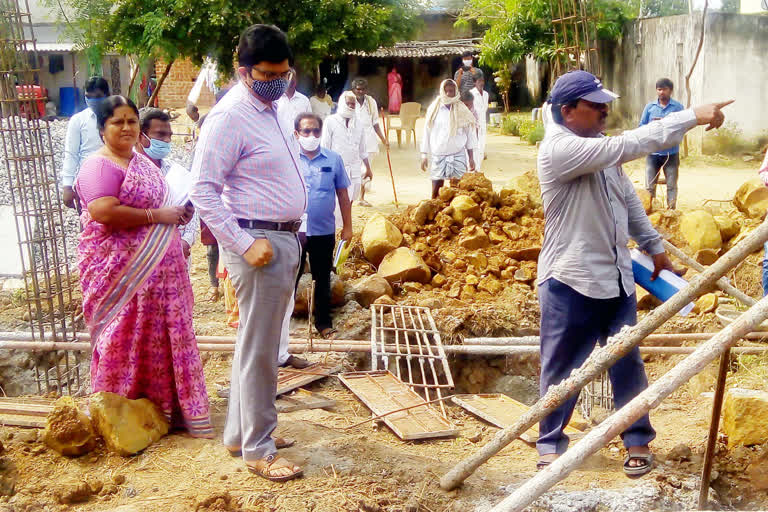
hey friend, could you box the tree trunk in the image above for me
[683,0,708,157]
[146,59,174,108]
[127,57,139,98]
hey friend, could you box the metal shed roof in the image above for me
[353,38,480,58]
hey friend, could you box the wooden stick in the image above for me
[380,108,399,208]
[698,347,730,509]
[146,59,174,108]
[344,394,456,430]
[663,240,755,306]
[439,218,768,491]
[488,295,768,512]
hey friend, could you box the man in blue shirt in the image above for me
[61,76,110,210]
[639,78,685,209]
[295,113,352,338]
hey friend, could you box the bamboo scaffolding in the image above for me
[439,218,768,491]
[663,240,756,306]
[488,294,768,512]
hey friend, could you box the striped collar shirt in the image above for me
[190,82,307,255]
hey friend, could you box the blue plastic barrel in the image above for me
[59,87,79,116]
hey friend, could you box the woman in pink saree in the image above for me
[75,96,212,438]
[388,67,402,114]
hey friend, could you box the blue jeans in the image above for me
[763,242,768,297]
[645,153,680,209]
[537,278,656,455]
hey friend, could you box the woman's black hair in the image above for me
[237,24,294,68]
[96,95,140,131]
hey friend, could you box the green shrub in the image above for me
[500,116,520,136]
[525,124,546,145]
[702,122,755,156]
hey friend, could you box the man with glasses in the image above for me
[536,70,732,477]
[190,24,306,483]
[294,112,351,339]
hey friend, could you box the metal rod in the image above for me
[488,295,768,512]
[465,331,768,345]
[698,347,730,509]
[440,218,768,491]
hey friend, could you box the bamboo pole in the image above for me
[663,240,756,307]
[439,218,768,491]
[488,295,768,512]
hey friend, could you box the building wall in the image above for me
[599,13,768,145]
[154,58,216,109]
[741,0,767,13]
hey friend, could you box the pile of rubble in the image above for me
[340,172,545,335]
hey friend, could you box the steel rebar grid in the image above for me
[0,0,81,395]
[549,0,601,79]
[370,304,454,417]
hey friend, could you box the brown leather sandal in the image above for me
[226,437,295,457]
[247,454,303,483]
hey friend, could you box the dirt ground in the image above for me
[1,124,768,511]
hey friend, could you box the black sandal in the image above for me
[623,453,654,477]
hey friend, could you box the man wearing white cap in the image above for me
[536,70,732,476]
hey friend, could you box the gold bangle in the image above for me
[148,209,154,224]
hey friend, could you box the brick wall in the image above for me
[154,58,216,109]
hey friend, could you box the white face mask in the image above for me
[298,134,321,152]
[462,59,473,68]
[338,103,355,119]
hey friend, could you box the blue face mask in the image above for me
[85,97,105,112]
[142,133,172,160]
[250,77,289,102]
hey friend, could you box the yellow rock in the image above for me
[695,248,719,266]
[714,215,741,241]
[411,200,440,226]
[489,230,508,244]
[377,247,432,284]
[43,396,96,457]
[458,226,490,250]
[465,275,479,286]
[733,179,768,219]
[648,212,662,227]
[431,274,447,288]
[694,293,718,314]
[374,295,396,305]
[723,388,768,447]
[635,187,653,214]
[361,214,403,265]
[466,252,488,270]
[636,285,661,310]
[504,171,542,206]
[89,392,169,456]
[478,276,503,295]
[352,275,393,308]
[450,196,482,224]
[679,210,722,252]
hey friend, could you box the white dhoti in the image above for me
[430,152,468,181]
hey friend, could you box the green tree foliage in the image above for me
[45,0,421,72]
[458,0,636,68]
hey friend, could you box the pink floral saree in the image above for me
[77,153,212,437]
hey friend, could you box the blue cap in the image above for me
[549,70,619,105]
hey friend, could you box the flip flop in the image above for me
[246,454,303,483]
[623,453,654,477]
[319,328,338,340]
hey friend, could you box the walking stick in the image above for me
[379,108,399,208]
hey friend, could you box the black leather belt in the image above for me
[237,218,302,233]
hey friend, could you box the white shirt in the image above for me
[537,110,697,299]
[63,108,102,187]
[276,91,312,136]
[471,88,489,128]
[354,95,380,154]
[309,95,333,119]
[420,105,478,157]
[321,114,367,182]
[160,159,197,249]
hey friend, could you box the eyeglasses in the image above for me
[298,128,321,136]
[251,67,292,81]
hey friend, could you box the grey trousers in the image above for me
[221,229,301,461]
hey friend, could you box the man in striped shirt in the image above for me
[190,24,306,483]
